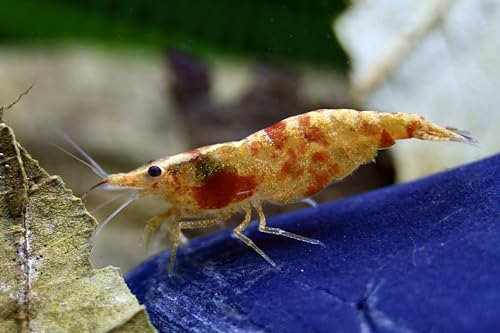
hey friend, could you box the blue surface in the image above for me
[126,154,500,333]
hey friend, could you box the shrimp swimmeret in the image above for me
[72,109,475,272]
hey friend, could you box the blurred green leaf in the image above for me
[0,0,348,67]
[0,115,156,332]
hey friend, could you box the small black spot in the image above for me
[148,165,162,177]
[356,300,367,311]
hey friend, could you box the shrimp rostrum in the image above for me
[86,109,475,272]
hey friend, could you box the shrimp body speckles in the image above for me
[99,109,475,272]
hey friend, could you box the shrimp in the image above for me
[85,109,475,272]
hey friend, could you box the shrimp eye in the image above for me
[147,165,162,177]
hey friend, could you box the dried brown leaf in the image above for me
[0,115,156,333]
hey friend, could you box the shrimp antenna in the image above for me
[90,190,134,213]
[51,142,107,179]
[55,129,109,179]
[93,191,139,238]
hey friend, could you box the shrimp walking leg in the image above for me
[144,207,180,253]
[254,202,324,246]
[168,214,231,272]
[233,204,277,267]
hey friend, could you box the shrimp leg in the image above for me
[233,204,277,267]
[144,207,181,253]
[254,202,324,246]
[168,213,232,273]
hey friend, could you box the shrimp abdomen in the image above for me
[243,109,474,203]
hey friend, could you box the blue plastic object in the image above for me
[126,154,500,333]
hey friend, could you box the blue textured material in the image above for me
[126,154,500,333]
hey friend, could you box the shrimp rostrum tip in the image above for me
[84,109,475,272]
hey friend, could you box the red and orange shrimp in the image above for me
[76,109,475,272]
